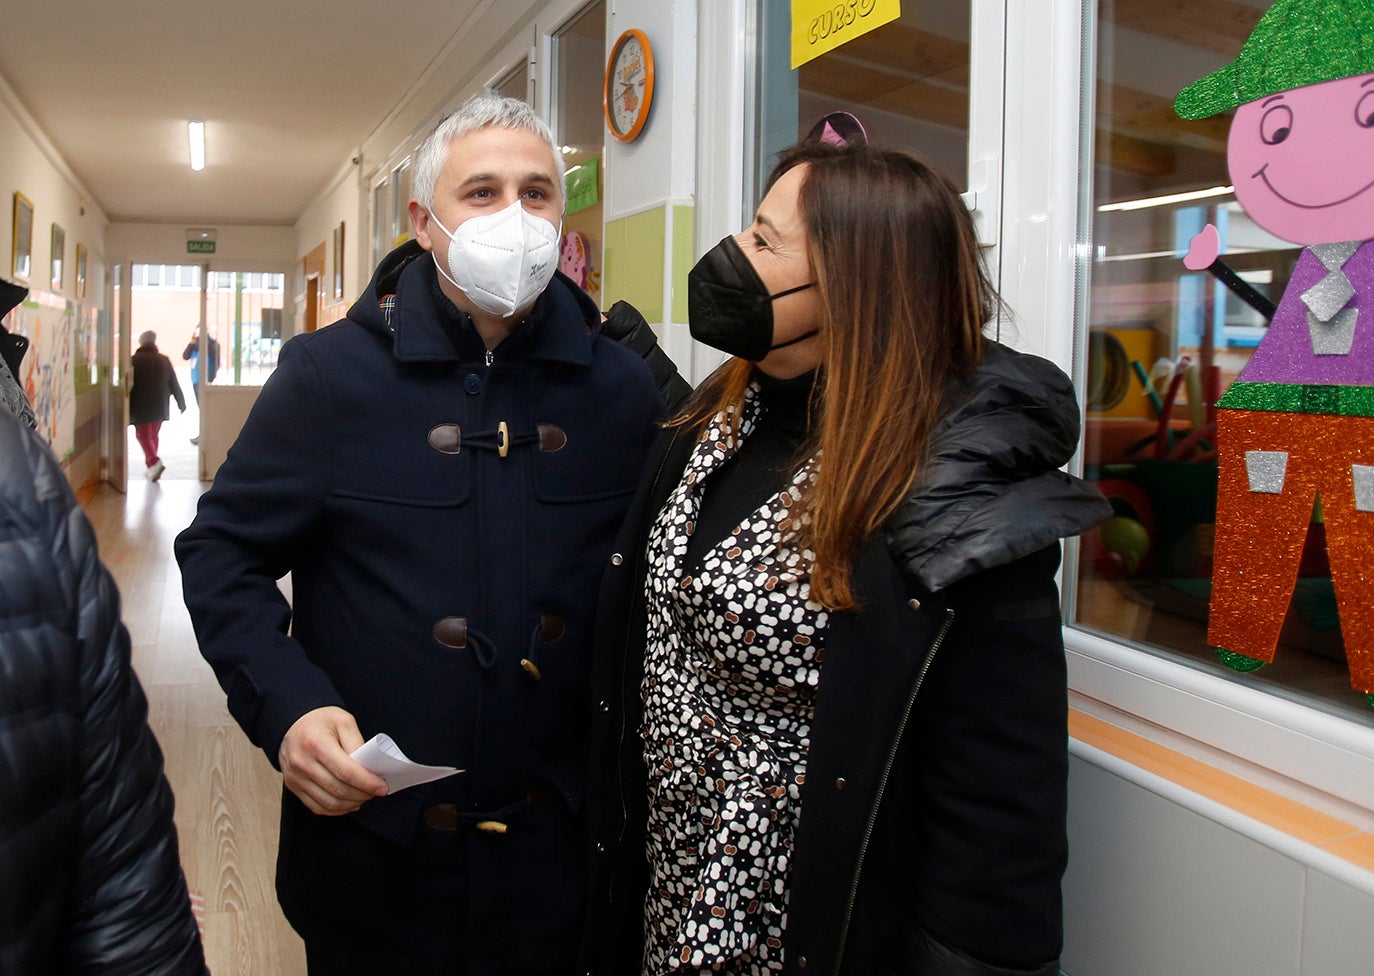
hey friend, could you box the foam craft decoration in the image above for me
[1173,0,1374,697]
[559,231,590,289]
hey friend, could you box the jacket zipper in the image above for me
[609,428,683,889]
[829,606,956,976]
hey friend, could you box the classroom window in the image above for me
[755,0,970,204]
[1071,1,1371,724]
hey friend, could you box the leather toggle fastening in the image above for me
[432,618,498,668]
[540,613,566,643]
[537,424,567,452]
[428,424,462,454]
[520,613,567,682]
[460,422,547,459]
[432,616,468,648]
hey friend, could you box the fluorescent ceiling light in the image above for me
[188,121,205,171]
[1098,185,1234,212]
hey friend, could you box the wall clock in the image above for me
[603,29,655,143]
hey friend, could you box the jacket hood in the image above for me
[885,340,1110,592]
[347,239,601,348]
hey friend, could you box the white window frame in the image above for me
[1002,0,1374,811]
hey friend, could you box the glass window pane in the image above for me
[553,0,606,304]
[1073,2,1372,723]
[757,0,970,201]
[373,179,391,267]
[494,61,529,103]
[204,272,283,388]
[391,159,413,248]
[110,264,123,385]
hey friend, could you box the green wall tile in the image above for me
[603,207,666,322]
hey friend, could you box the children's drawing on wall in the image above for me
[1174,0,1374,704]
[78,305,99,385]
[10,291,77,461]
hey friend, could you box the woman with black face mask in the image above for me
[583,141,1109,976]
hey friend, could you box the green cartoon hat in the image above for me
[1175,0,1374,120]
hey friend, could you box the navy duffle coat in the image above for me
[176,243,664,971]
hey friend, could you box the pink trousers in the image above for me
[135,422,162,467]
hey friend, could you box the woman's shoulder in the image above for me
[883,341,1109,592]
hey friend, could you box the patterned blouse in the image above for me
[640,385,829,974]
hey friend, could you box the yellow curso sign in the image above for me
[791,0,901,69]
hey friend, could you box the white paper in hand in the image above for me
[349,733,462,793]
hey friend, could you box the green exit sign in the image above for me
[187,239,216,254]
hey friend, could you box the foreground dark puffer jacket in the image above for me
[0,410,207,975]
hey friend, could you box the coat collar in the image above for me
[360,242,598,367]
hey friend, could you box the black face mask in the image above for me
[687,235,817,361]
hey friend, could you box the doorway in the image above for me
[126,263,285,481]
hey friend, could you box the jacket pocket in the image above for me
[330,425,471,506]
[531,416,643,503]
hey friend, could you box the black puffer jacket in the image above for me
[0,410,208,975]
[586,341,1110,976]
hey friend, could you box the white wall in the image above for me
[294,159,367,305]
[0,74,108,300]
[106,223,295,272]
[1064,752,1374,976]
[602,0,696,219]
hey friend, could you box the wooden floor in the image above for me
[85,471,307,975]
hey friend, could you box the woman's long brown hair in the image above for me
[673,143,995,610]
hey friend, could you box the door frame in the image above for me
[100,259,130,493]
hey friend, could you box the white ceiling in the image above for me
[0,0,494,227]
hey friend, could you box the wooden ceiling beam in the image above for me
[1096,129,1179,177]
[819,21,970,85]
[1099,81,1230,154]
[1105,0,1263,55]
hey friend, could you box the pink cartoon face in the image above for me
[559,231,588,287]
[1229,73,1374,246]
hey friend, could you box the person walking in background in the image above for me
[182,327,221,402]
[585,141,1109,976]
[0,406,209,975]
[130,330,185,481]
[182,328,220,445]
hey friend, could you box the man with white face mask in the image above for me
[176,94,684,976]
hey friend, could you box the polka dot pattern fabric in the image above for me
[640,386,828,974]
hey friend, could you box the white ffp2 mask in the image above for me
[427,200,561,318]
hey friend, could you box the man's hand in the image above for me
[279,706,388,815]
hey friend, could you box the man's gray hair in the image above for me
[412,94,564,209]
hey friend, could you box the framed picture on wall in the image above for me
[75,243,88,299]
[333,221,345,299]
[50,223,65,291]
[11,192,33,283]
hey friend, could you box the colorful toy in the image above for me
[1175,0,1374,703]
